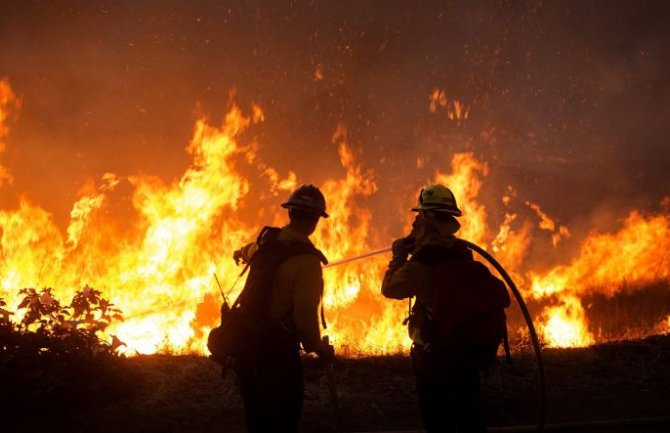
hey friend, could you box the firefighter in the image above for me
[381,184,487,433]
[232,184,335,433]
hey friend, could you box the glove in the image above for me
[389,237,414,269]
[233,249,243,265]
[303,338,335,381]
[392,236,414,259]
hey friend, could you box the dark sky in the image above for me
[1,0,669,237]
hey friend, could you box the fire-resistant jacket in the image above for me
[381,216,471,345]
[239,225,324,352]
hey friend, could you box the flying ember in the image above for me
[1,78,669,355]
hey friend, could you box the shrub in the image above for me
[1,286,136,422]
[2,285,125,357]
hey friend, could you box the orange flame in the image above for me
[0,79,21,185]
[539,295,594,347]
[428,88,469,124]
[530,211,670,299]
[1,79,669,354]
[526,201,571,246]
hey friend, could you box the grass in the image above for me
[3,334,670,433]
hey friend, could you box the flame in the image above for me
[1,79,670,354]
[529,211,670,346]
[659,316,670,334]
[539,296,594,347]
[316,126,409,353]
[526,201,571,246]
[435,152,489,245]
[530,212,670,298]
[0,78,21,185]
[428,88,469,124]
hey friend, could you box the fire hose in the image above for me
[458,239,546,432]
[323,239,547,432]
[205,238,544,431]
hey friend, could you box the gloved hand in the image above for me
[233,249,243,265]
[389,236,414,269]
[303,338,335,381]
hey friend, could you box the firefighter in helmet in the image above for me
[232,184,335,433]
[381,184,488,433]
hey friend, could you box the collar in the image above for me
[279,225,313,245]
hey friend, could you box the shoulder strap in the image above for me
[234,227,328,321]
[411,242,472,266]
[255,226,328,264]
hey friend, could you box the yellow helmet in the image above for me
[411,184,462,216]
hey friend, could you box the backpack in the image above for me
[432,259,510,345]
[413,244,511,369]
[207,226,327,365]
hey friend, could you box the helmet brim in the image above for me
[411,205,462,217]
[281,203,329,218]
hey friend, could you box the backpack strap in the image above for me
[411,242,473,266]
[256,225,328,264]
[256,226,283,247]
[238,226,328,325]
[278,238,328,329]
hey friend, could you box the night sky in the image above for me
[1,0,669,243]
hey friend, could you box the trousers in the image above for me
[235,332,303,433]
[411,344,485,433]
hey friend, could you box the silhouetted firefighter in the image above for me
[382,184,511,433]
[208,184,335,433]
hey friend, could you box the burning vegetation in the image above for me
[0,74,668,357]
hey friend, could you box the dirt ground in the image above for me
[4,334,670,433]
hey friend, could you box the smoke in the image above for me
[1,1,670,252]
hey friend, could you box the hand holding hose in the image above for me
[389,236,414,270]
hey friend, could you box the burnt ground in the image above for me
[3,334,670,433]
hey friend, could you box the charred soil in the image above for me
[3,334,670,433]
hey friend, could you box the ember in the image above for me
[1,75,668,354]
[1,2,669,357]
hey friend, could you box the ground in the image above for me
[4,334,670,433]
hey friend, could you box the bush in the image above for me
[1,285,124,357]
[0,286,138,423]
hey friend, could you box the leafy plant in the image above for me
[0,296,11,324]
[1,286,135,419]
[2,285,125,357]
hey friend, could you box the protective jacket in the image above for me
[381,217,470,346]
[237,225,326,352]
[383,216,493,433]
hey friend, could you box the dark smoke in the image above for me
[1,0,670,259]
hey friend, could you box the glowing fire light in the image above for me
[1,78,670,354]
[539,296,594,348]
[0,79,20,185]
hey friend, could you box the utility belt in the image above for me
[223,319,298,375]
[266,317,301,349]
[411,339,499,373]
[408,308,499,371]
[406,302,439,347]
[240,318,298,355]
